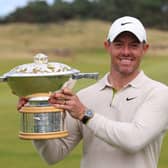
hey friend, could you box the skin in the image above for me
[48,88,85,120]
[104,32,149,90]
[18,31,149,121]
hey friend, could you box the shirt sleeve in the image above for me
[33,113,82,165]
[87,88,168,153]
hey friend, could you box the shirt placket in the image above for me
[110,88,118,108]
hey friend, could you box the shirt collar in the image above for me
[128,71,147,88]
[97,71,147,91]
[97,73,112,90]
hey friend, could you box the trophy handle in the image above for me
[72,72,99,80]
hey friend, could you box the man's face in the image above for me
[105,32,149,76]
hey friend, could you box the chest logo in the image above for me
[126,97,137,101]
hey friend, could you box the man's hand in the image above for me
[17,97,28,110]
[49,87,86,120]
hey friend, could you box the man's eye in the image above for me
[114,43,122,46]
[130,43,139,48]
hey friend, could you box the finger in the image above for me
[49,94,64,103]
[62,87,74,96]
[17,97,28,110]
[50,92,63,99]
[56,99,67,105]
[48,98,58,104]
[49,97,65,104]
[49,97,71,106]
[52,103,71,111]
[19,97,28,105]
[53,99,73,108]
[17,105,21,111]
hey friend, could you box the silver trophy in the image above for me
[0,53,98,140]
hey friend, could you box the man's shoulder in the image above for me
[144,75,168,96]
[145,75,168,89]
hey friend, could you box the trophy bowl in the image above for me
[0,53,98,97]
[0,53,80,96]
[0,53,98,140]
[4,73,76,97]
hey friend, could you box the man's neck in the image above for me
[108,70,140,90]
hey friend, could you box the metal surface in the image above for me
[20,112,64,133]
[0,53,99,139]
[0,53,99,96]
[72,72,99,80]
[7,75,70,96]
[20,98,65,134]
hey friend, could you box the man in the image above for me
[18,16,168,168]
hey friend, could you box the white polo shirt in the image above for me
[33,71,168,168]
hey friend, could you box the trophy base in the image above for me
[19,93,68,140]
[19,130,69,140]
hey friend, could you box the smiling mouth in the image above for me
[119,57,134,64]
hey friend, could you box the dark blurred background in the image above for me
[0,0,168,29]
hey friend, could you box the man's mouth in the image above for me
[119,57,134,65]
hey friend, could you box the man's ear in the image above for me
[104,40,110,49]
[143,43,149,54]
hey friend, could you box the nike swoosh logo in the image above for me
[126,97,136,101]
[121,22,132,26]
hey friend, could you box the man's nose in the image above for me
[121,45,130,55]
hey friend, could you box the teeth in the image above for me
[120,57,133,61]
[119,57,133,64]
[120,59,131,64]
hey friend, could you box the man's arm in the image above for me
[33,113,82,165]
[86,88,168,153]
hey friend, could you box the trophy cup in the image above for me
[0,53,98,140]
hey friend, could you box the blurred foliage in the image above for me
[0,0,167,29]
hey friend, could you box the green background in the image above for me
[0,21,168,168]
